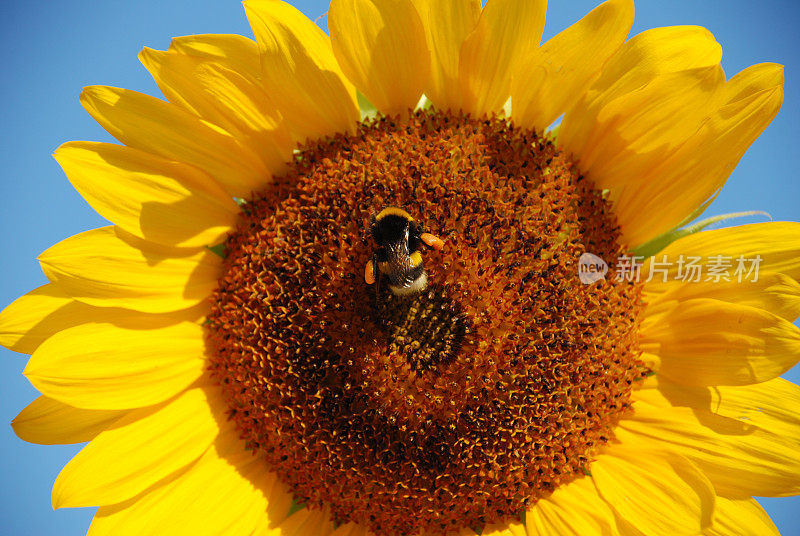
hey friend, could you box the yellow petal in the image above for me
[52,387,221,508]
[39,226,220,313]
[169,34,311,147]
[560,25,722,161]
[0,282,207,356]
[81,85,270,197]
[623,377,800,497]
[725,61,785,102]
[482,522,525,536]
[89,431,292,535]
[640,298,800,385]
[255,507,337,536]
[512,0,634,132]
[141,38,256,114]
[12,396,124,445]
[643,222,800,283]
[411,0,481,111]
[646,272,800,322]
[580,25,722,105]
[524,476,619,535]
[24,317,206,410]
[707,379,800,439]
[577,65,724,190]
[458,0,548,115]
[139,47,294,180]
[704,497,779,536]
[168,34,261,72]
[0,284,72,354]
[639,351,661,370]
[611,64,784,246]
[640,375,800,441]
[165,34,307,137]
[54,142,237,248]
[329,0,429,116]
[244,0,358,142]
[617,377,800,498]
[592,446,715,535]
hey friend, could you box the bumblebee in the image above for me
[365,207,444,296]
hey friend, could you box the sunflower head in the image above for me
[206,111,650,533]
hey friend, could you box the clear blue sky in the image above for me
[1,1,798,534]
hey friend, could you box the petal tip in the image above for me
[51,482,64,510]
[137,47,157,64]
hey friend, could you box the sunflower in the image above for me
[2,0,798,534]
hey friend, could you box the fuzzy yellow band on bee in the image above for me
[376,207,414,221]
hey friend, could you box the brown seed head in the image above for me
[207,111,647,535]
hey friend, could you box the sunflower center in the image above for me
[207,111,647,535]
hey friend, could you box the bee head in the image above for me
[371,208,418,251]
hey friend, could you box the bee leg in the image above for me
[420,232,445,251]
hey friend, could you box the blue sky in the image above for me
[0,1,798,534]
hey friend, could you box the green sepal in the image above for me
[207,243,227,258]
[359,91,434,120]
[501,96,512,118]
[416,94,434,112]
[631,210,771,259]
[357,90,379,122]
[287,498,306,517]
[233,196,252,215]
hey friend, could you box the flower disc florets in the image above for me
[207,111,647,535]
